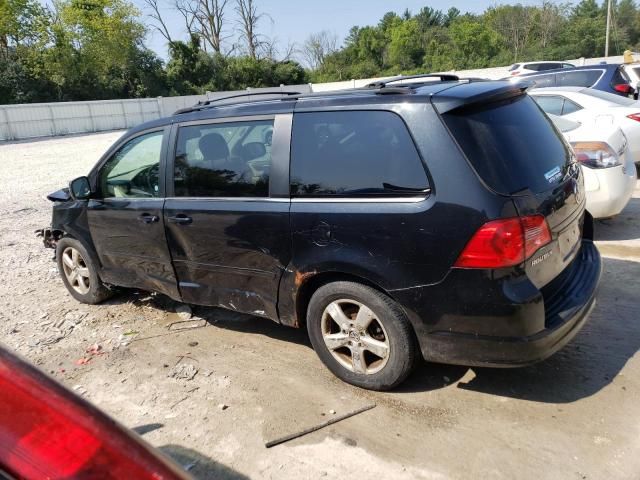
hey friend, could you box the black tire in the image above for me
[56,237,114,304]
[307,281,418,391]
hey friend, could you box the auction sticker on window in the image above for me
[544,166,562,183]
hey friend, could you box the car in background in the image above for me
[621,63,640,98]
[0,345,190,480]
[510,64,635,97]
[549,115,636,219]
[529,86,640,164]
[508,61,575,76]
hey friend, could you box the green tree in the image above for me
[166,35,221,94]
[449,18,500,68]
[574,0,601,19]
[387,19,422,69]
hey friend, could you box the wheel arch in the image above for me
[55,227,106,283]
[286,269,398,330]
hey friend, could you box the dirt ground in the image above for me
[1,131,639,480]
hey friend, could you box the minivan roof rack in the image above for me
[173,90,302,115]
[366,73,460,88]
[285,86,415,101]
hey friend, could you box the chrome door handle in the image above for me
[167,214,192,225]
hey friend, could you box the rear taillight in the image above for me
[0,349,188,479]
[455,215,552,269]
[614,84,633,94]
[627,113,640,122]
[571,141,622,168]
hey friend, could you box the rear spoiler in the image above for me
[431,81,533,114]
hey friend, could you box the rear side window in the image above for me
[562,98,582,114]
[532,95,583,116]
[290,111,429,197]
[443,95,572,195]
[537,63,560,71]
[174,119,274,198]
[533,95,564,115]
[556,70,601,87]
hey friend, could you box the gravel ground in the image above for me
[1,131,640,480]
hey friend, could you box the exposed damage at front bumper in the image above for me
[35,227,63,250]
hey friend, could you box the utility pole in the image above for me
[605,0,612,58]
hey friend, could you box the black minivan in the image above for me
[40,77,602,390]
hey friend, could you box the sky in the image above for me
[134,0,550,61]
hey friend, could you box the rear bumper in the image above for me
[582,164,636,219]
[395,240,602,367]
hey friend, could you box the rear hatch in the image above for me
[433,84,585,288]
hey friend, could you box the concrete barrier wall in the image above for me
[0,55,629,142]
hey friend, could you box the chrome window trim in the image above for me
[292,195,429,203]
[165,197,288,202]
[164,194,430,203]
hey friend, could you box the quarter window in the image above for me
[533,95,564,116]
[100,131,163,198]
[290,111,429,197]
[532,95,583,116]
[561,98,582,115]
[174,120,274,197]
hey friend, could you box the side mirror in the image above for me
[69,176,92,200]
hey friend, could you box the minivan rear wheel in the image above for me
[56,237,113,304]
[307,281,418,390]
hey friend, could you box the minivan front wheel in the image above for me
[307,281,418,390]
[56,237,113,304]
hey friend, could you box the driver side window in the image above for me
[100,131,163,198]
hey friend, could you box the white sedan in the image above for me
[530,87,640,164]
[550,114,636,219]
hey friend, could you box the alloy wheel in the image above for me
[61,247,91,295]
[320,299,390,375]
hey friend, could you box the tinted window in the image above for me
[556,70,601,87]
[562,63,575,69]
[537,63,561,71]
[290,111,429,197]
[509,64,520,72]
[100,131,163,198]
[611,67,631,86]
[533,95,564,116]
[174,120,274,197]
[443,95,572,195]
